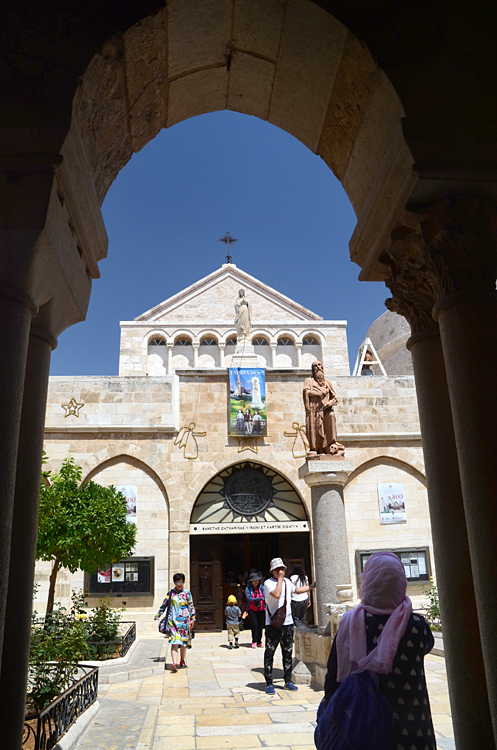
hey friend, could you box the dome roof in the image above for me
[366,311,413,377]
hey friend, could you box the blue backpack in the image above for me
[315,670,393,750]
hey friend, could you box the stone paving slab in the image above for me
[73,631,455,749]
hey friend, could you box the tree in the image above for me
[37,455,137,615]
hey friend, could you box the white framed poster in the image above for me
[97,567,111,584]
[378,482,407,524]
[116,485,137,524]
[111,564,125,582]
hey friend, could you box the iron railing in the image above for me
[24,665,98,750]
[120,621,136,657]
[86,620,136,659]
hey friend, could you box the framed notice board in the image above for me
[86,556,155,597]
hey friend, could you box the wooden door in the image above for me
[190,540,223,631]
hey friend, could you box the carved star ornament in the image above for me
[61,397,85,417]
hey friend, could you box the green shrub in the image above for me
[28,605,90,713]
[85,596,125,660]
[423,577,442,631]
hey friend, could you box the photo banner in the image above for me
[229,367,267,437]
[377,482,407,524]
[116,485,137,524]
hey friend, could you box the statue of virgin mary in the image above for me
[234,289,252,343]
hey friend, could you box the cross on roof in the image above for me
[218,231,238,263]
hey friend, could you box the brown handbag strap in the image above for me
[269,579,287,618]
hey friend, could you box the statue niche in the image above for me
[303,361,345,458]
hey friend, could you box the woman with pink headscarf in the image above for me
[323,552,436,750]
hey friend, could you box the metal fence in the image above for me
[23,665,98,750]
[86,620,137,659]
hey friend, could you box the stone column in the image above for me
[384,204,496,748]
[408,328,494,749]
[421,196,497,742]
[296,342,302,368]
[167,343,173,375]
[219,343,225,368]
[0,323,56,748]
[193,344,199,368]
[299,459,354,631]
[437,294,497,738]
[0,287,37,667]
[270,344,277,368]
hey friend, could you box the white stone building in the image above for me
[38,264,433,634]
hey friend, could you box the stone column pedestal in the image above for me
[299,459,354,632]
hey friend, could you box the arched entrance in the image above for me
[190,461,311,631]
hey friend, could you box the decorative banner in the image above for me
[378,482,407,524]
[111,564,125,582]
[229,367,267,437]
[116,485,137,524]
[97,567,111,584]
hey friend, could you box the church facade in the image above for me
[38,264,432,634]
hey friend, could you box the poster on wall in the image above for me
[97,567,111,584]
[229,367,267,437]
[116,485,137,524]
[377,482,407,524]
[112,564,125,582]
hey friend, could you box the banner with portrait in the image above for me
[229,367,267,437]
[116,485,137,524]
[377,482,407,524]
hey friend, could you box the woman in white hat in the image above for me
[263,557,316,694]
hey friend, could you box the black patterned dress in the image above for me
[324,611,436,750]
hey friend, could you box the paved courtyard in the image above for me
[74,632,455,750]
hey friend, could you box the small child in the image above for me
[225,594,241,649]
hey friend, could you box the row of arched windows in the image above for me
[149,334,320,347]
[146,333,322,374]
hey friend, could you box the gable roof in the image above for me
[135,265,322,322]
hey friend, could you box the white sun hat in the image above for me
[269,557,286,572]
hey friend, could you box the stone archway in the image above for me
[63,0,413,289]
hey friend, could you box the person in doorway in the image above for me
[155,572,196,672]
[245,572,265,648]
[263,557,316,694]
[322,552,436,749]
[225,595,241,649]
[235,572,248,631]
[289,563,310,628]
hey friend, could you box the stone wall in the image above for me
[118,322,350,377]
[39,371,430,630]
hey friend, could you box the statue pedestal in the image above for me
[299,459,354,632]
[230,343,260,368]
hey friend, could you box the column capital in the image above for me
[383,211,439,337]
[299,459,355,487]
[384,195,497,331]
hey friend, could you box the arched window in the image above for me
[277,337,294,346]
[175,337,192,346]
[252,337,269,346]
[226,336,237,346]
[149,337,166,346]
[201,337,217,346]
[303,335,318,346]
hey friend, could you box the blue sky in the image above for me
[50,111,388,375]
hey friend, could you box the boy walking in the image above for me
[225,594,241,649]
